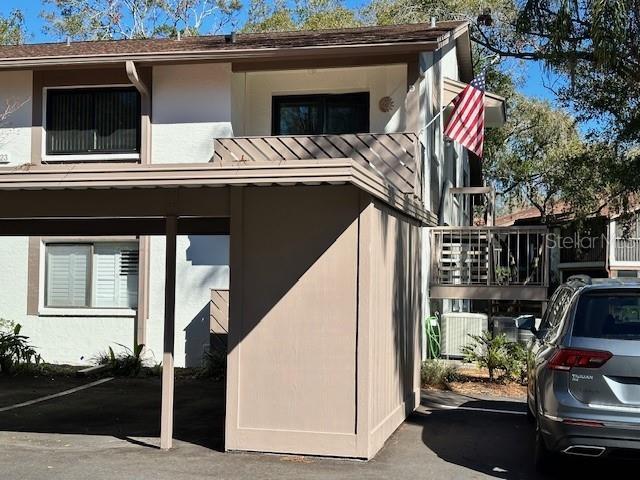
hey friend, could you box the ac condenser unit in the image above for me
[440,312,489,358]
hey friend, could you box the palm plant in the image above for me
[0,323,42,374]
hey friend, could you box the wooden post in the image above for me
[160,216,177,450]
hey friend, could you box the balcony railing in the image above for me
[614,238,640,263]
[431,226,549,287]
[559,236,607,264]
[213,133,421,197]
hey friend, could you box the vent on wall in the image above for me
[120,249,139,276]
[440,312,488,357]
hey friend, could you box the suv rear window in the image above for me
[573,290,640,340]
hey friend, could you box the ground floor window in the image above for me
[45,241,139,309]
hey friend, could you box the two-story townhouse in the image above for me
[0,22,506,458]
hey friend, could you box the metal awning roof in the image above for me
[443,77,507,128]
[0,161,434,226]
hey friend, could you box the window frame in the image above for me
[271,92,370,136]
[42,84,142,163]
[38,237,139,317]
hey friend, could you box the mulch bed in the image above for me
[427,365,527,399]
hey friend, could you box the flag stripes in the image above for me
[444,73,486,157]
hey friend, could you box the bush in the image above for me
[421,359,459,388]
[461,331,530,383]
[198,349,226,380]
[98,343,145,377]
[0,323,42,375]
[506,341,531,385]
[461,331,512,381]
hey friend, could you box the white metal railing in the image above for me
[614,238,640,263]
[431,226,549,287]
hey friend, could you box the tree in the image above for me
[243,0,295,32]
[474,0,639,142]
[41,0,242,40]
[484,95,614,221]
[361,0,637,219]
[0,9,26,45]
[242,0,360,32]
[473,0,640,208]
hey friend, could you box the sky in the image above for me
[1,0,558,104]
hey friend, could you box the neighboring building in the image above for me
[497,205,640,288]
[0,22,506,458]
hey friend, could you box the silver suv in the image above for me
[516,275,640,470]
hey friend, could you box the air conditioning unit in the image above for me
[440,312,489,358]
[493,316,538,345]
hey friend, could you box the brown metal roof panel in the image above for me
[0,161,432,224]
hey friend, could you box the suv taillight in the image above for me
[547,348,612,371]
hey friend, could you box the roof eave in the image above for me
[0,39,447,70]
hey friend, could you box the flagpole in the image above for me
[416,100,454,136]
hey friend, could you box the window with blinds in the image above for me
[45,87,141,156]
[272,93,369,135]
[45,242,139,309]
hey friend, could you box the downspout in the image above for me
[126,60,151,348]
[126,60,151,165]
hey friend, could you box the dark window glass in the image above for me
[272,93,369,135]
[539,288,573,342]
[573,291,640,340]
[46,88,140,155]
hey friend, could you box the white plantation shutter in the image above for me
[93,243,139,308]
[46,245,90,307]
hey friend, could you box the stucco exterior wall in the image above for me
[0,70,32,166]
[152,63,233,164]
[231,65,408,136]
[146,234,230,368]
[0,236,134,365]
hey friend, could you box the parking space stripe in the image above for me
[0,377,114,412]
[424,402,527,416]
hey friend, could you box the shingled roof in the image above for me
[0,21,467,66]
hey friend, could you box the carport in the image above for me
[0,159,427,458]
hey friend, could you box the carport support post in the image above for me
[161,215,178,450]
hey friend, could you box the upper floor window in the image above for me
[45,87,140,158]
[272,92,369,136]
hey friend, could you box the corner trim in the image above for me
[26,236,40,316]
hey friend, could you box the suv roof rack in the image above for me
[566,274,592,285]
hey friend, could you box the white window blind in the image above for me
[45,242,139,309]
[93,243,139,308]
[46,245,91,307]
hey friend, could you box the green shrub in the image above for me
[98,343,145,377]
[461,331,531,383]
[461,331,512,381]
[421,359,459,388]
[505,341,532,385]
[0,323,42,375]
[198,349,226,380]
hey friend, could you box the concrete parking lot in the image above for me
[0,376,637,479]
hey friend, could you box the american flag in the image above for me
[444,73,486,158]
